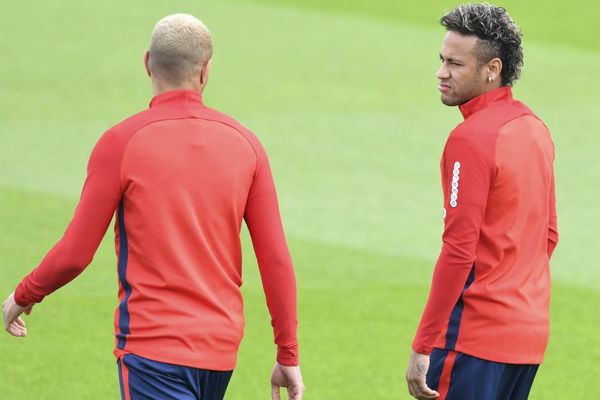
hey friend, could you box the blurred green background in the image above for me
[1,0,598,398]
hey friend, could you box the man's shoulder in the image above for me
[87,108,156,156]
[447,100,550,164]
[464,99,536,128]
[197,106,266,155]
[451,100,536,142]
[200,107,260,140]
[447,112,500,159]
[104,108,156,139]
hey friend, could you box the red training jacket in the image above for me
[15,90,299,370]
[412,87,558,364]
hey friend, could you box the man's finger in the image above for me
[416,379,439,398]
[290,385,303,400]
[15,317,26,327]
[7,322,27,337]
[413,388,438,399]
[271,384,281,400]
[9,321,26,334]
[408,380,420,399]
[408,378,432,400]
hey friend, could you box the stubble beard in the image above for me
[440,68,486,107]
[440,93,462,107]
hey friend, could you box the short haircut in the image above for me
[440,3,523,86]
[149,14,213,85]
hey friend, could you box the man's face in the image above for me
[437,31,487,106]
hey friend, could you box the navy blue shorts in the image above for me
[117,354,233,400]
[426,349,539,400]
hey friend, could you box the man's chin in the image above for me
[440,94,462,107]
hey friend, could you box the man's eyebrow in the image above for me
[440,54,462,63]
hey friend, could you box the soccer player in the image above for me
[2,14,304,400]
[405,4,558,400]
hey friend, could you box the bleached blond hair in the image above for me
[148,14,213,85]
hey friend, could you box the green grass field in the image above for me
[1,0,599,398]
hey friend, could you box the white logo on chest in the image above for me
[450,161,460,208]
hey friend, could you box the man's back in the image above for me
[13,90,298,371]
[110,90,265,370]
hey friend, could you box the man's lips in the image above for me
[438,82,451,93]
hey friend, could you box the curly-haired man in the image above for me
[406,4,558,400]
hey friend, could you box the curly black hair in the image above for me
[440,3,523,86]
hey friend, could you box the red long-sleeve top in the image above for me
[14,90,299,370]
[412,87,558,364]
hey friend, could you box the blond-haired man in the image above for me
[3,14,304,400]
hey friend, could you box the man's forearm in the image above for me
[246,192,299,365]
[412,246,474,354]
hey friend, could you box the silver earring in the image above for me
[488,76,493,82]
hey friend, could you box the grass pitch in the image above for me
[1,0,599,398]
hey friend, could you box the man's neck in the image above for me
[152,80,203,97]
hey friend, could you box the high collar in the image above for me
[149,89,204,109]
[459,86,513,120]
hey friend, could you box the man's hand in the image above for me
[271,362,304,400]
[3,292,33,337]
[406,350,439,399]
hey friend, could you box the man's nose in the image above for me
[437,63,450,80]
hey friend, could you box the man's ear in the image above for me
[201,59,212,85]
[486,57,502,83]
[144,50,152,77]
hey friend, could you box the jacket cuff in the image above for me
[411,341,433,355]
[277,343,299,366]
[14,282,34,307]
